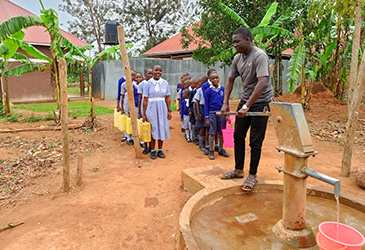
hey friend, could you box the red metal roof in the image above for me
[143,22,204,56]
[0,0,88,46]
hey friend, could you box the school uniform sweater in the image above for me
[181,99,190,116]
[204,84,225,118]
[118,77,138,107]
[188,88,197,114]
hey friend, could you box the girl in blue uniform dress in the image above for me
[142,65,172,159]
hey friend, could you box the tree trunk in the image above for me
[80,64,84,97]
[341,52,365,177]
[273,55,278,95]
[300,63,307,109]
[278,54,283,95]
[0,73,3,114]
[88,68,95,124]
[53,59,61,110]
[4,75,10,114]
[348,3,361,116]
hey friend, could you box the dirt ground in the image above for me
[0,86,364,249]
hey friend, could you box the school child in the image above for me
[176,73,189,113]
[138,68,153,154]
[202,69,220,154]
[181,89,192,142]
[121,72,139,146]
[177,73,189,93]
[143,65,172,159]
[179,76,191,133]
[117,70,136,143]
[138,69,153,119]
[204,71,229,160]
[189,78,199,144]
[194,75,208,151]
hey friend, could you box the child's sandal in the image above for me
[220,170,244,180]
[242,174,257,192]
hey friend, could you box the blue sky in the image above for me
[10,0,72,30]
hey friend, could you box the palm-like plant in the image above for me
[68,44,132,124]
[213,2,289,63]
[0,30,51,114]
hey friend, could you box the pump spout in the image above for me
[302,167,340,196]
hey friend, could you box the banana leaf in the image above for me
[272,15,290,28]
[218,2,250,29]
[258,2,278,27]
[2,31,25,58]
[286,44,306,93]
[0,15,44,42]
[252,26,289,46]
[6,62,49,77]
[252,26,289,38]
[322,39,337,62]
[4,36,51,63]
[0,43,10,57]
[212,46,236,63]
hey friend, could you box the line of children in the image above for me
[177,70,229,160]
[116,68,228,161]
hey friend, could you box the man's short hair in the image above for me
[233,27,253,41]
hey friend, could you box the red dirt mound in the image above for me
[276,82,346,106]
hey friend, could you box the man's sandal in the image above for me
[242,174,257,192]
[220,170,244,180]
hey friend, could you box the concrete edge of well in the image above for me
[178,180,365,250]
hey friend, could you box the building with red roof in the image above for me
[0,0,88,102]
[143,23,203,59]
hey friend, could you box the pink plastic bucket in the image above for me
[316,222,365,250]
[226,113,236,129]
[222,129,234,148]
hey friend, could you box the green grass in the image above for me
[0,113,53,123]
[13,102,114,117]
[171,103,177,111]
[68,89,81,94]
[67,88,88,94]
[6,114,18,122]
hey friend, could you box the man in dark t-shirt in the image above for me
[220,27,273,192]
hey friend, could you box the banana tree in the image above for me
[68,44,132,124]
[213,2,289,63]
[0,30,51,114]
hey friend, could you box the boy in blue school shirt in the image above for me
[205,71,229,160]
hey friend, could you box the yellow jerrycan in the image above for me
[114,109,118,127]
[119,114,127,132]
[126,117,133,134]
[141,122,151,142]
[137,118,143,135]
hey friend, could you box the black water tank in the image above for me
[105,21,119,45]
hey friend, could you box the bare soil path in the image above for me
[0,94,364,249]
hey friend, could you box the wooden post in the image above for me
[59,58,70,192]
[342,53,365,176]
[76,155,83,186]
[80,62,85,97]
[117,26,143,159]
